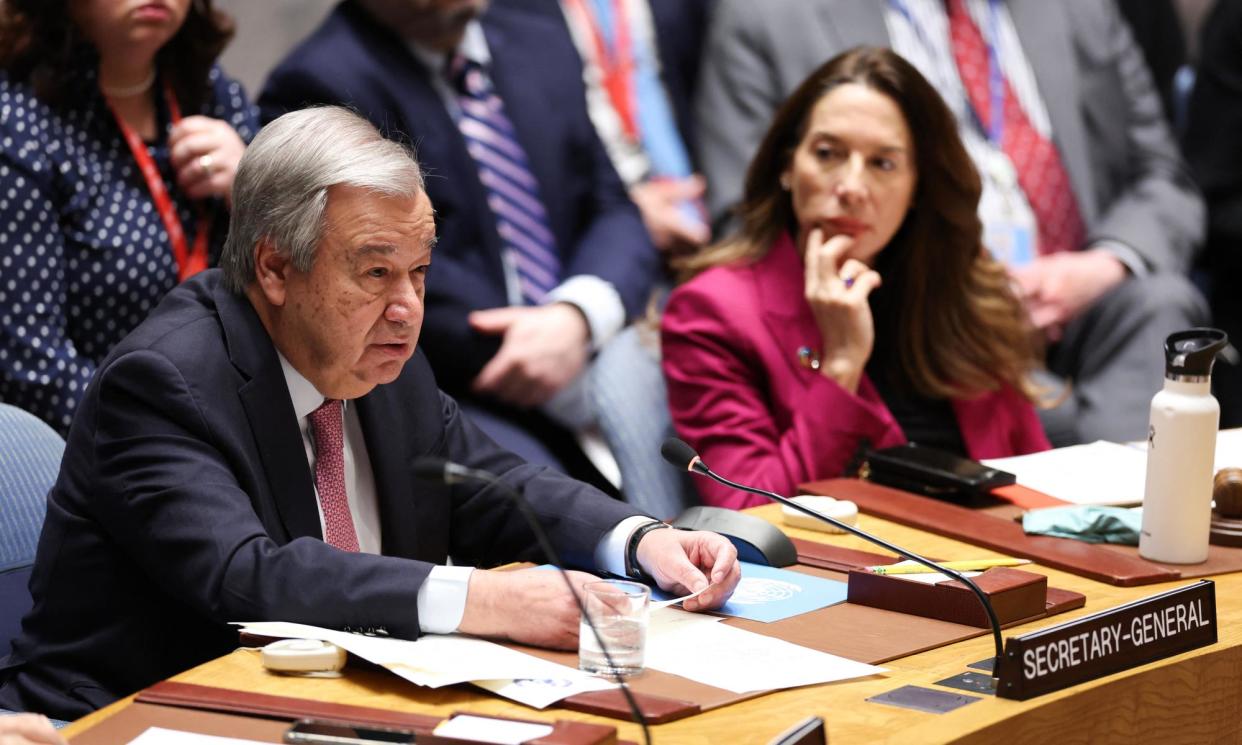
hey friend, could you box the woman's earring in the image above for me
[780,176,790,191]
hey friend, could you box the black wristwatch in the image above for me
[625,521,673,581]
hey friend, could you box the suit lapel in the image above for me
[1007,0,1094,218]
[755,235,827,388]
[355,382,418,560]
[216,284,322,543]
[355,352,447,561]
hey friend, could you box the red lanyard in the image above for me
[105,79,210,282]
[565,0,639,142]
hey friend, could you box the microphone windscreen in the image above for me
[660,437,699,470]
[412,456,450,482]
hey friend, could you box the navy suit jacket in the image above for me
[258,0,660,393]
[0,270,642,720]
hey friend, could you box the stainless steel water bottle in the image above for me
[1139,328,1229,564]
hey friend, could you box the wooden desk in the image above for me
[63,505,1242,744]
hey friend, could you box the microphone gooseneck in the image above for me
[661,438,1006,679]
[414,457,652,744]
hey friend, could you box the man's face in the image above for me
[267,186,436,400]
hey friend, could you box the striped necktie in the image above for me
[447,54,561,304]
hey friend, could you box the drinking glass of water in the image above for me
[578,579,650,677]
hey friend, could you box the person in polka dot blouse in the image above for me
[0,0,259,435]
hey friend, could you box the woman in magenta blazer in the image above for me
[663,47,1050,509]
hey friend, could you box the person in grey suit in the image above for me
[696,0,1207,445]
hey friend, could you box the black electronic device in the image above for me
[660,437,1007,680]
[285,718,415,745]
[860,443,1015,503]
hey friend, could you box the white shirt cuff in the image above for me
[546,275,626,350]
[1089,240,1147,277]
[417,565,476,634]
[594,515,660,577]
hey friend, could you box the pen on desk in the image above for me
[869,558,1032,575]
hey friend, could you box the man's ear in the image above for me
[253,238,293,307]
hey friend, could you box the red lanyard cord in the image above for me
[565,0,639,142]
[105,79,211,282]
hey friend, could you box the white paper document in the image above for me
[1214,428,1242,469]
[235,621,613,706]
[643,608,884,693]
[433,715,554,744]
[471,674,616,709]
[983,440,1148,506]
[985,431,1242,507]
[127,728,269,745]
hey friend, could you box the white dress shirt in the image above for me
[278,353,651,633]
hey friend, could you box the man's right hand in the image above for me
[629,176,710,252]
[470,304,591,408]
[456,567,598,650]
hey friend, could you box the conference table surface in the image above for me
[63,504,1242,744]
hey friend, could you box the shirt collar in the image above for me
[406,19,491,75]
[278,352,327,421]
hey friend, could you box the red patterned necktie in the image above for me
[945,0,1086,255]
[308,399,360,552]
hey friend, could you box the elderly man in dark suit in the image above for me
[696,0,1208,446]
[259,0,662,487]
[0,107,739,721]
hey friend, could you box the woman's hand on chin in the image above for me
[802,226,882,393]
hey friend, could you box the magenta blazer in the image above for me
[661,234,1051,509]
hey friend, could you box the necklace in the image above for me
[100,69,157,98]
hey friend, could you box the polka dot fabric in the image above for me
[0,64,259,435]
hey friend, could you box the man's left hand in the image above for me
[635,528,740,612]
[1011,249,1127,342]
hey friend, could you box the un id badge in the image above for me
[982,152,1035,267]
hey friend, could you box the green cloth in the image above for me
[1021,505,1143,545]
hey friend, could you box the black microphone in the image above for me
[414,457,652,744]
[661,438,1006,680]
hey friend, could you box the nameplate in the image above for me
[996,580,1216,700]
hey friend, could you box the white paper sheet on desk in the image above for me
[983,440,1148,506]
[643,608,884,693]
[472,675,615,709]
[127,727,269,745]
[234,621,613,703]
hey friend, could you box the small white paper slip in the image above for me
[127,727,269,745]
[884,571,982,586]
[433,715,554,744]
[652,585,707,608]
[472,674,617,709]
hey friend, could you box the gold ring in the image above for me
[198,153,215,177]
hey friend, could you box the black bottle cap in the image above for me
[1165,328,1229,378]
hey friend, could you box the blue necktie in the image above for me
[448,54,561,304]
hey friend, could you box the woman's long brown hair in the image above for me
[676,46,1042,401]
